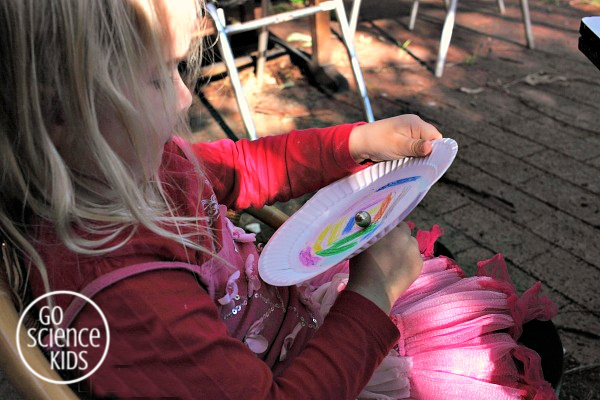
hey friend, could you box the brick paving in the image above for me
[2,0,598,398]
[197,0,600,397]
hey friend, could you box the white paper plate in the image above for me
[258,138,458,286]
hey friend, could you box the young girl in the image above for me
[0,0,559,399]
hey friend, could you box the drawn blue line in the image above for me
[342,215,355,235]
[375,176,420,192]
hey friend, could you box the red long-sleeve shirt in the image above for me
[30,124,399,399]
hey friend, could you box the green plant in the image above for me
[464,53,478,66]
[540,0,562,5]
[578,0,600,5]
[271,2,295,13]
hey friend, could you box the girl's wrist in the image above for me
[344,281,392,314]
[348,124,370,164]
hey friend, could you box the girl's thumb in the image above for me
[407,139,432,157]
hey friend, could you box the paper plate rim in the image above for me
[258,138,458,286]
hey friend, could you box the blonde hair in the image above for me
[0,0,208,308]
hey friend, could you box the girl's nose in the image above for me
[175,75,192,112]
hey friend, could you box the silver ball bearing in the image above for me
[354,211,372,228]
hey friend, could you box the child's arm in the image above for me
[193,115,441,210]
[71,269,399,399]
[193,123,362,210]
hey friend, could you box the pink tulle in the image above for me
[415,224,444,258]
[510,282,559,339]
[409,370,527,400]
[304,224,558,399]
[359,224,558,399]
[477,254,515,285]
[512,346,557,400]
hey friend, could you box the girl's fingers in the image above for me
[395,137,432,158]
[396,221,411,234]
[410,117,443,141]
[410,139,432,157]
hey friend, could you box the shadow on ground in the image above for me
[195,0,600,398]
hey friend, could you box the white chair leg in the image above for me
[496,0,505,14]
[348,0,362,36]
[256,0,270,86]
[334,0,374,122]
[206,3,258,139]
[520,0,535,48]
[409,0,419,31]
[435,0,457,77]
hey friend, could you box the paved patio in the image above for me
[1,0,598,398]
[195,0,600,397]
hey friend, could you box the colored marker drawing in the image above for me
[299,246,320,266]
[298,176,420,266]
[375,176,420,192]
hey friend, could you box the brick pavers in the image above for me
[197,0,600,396]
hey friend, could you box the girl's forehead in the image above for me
[161,0,197,58]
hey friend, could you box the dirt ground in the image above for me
[194,0,600,399]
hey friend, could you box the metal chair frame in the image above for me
[347,0,534,77]
[206,0,374,140]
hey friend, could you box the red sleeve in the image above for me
[193,123,366,210]
[74,270,399,399]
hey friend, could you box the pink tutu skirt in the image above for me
[307,225,558,400]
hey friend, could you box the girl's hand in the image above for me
[349,115,443,163]
[345,222,422,313]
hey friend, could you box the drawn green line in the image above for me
[316,223,378,257]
